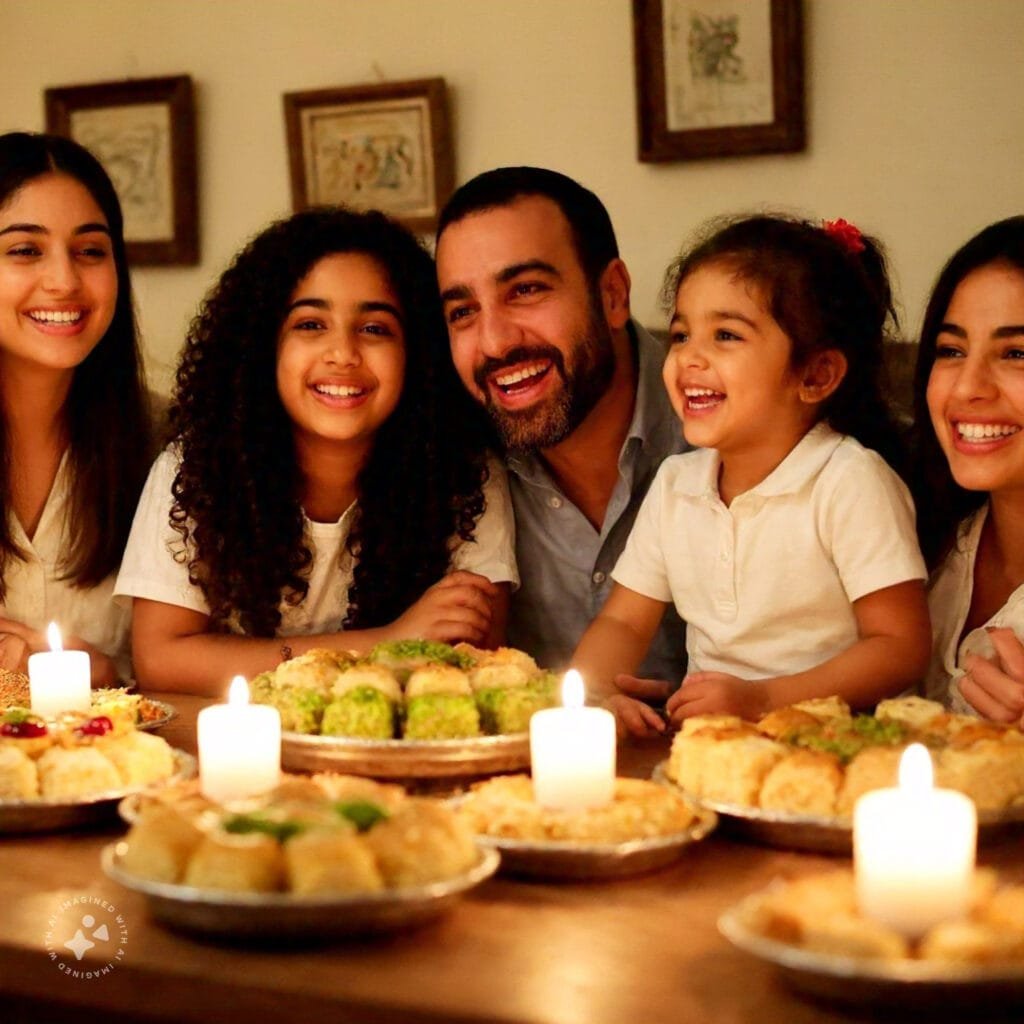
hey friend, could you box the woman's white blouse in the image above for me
[924,504,1024,715]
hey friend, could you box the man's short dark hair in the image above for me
[436,166,620,288]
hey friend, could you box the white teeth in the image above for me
[957,422,1020,441]
[495,363,548,387]
[684,387,720,397]
[314,383,363,397]
[28,310,83,324]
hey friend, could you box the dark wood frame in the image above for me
[633,0,804,162]
[45,75,199,265]
[283,77,453,232]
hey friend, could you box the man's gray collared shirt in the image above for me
[505,322,689,683]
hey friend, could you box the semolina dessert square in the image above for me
[836,746,903,816]
[697,734,787,806]
[404,694,480,739]
[321,688,395,739]
[102,730,175,786]
[122,805,205,884]
[285,829,384,895]
[37,746,121,799]
[935,739,1024,811]
[0,745,37,799]
[874,695,945,730]
[758,749,842,816]
[184,831,284,892]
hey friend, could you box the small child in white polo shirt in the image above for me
[573,215,930,736]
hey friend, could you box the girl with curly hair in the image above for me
[913,216,1024,723]
[0,131,152,684]
[117,207,515,695]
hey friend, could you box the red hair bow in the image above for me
[822,218,865,254]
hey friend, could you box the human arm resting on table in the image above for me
[571,582,670,737]
[667,579,932,723]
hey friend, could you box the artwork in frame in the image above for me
[283,78,454,232]
[632,0,804,162]
[45,75,199,265]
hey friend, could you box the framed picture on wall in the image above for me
[45,75,199,265]
[283,77,454,232]
[632,0,804,161]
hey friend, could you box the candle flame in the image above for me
[898,742,933,792]
[561,669,584,709]
[46,622,63,652]
[228,675,250,706]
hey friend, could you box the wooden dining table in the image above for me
[2,693,1021,1024]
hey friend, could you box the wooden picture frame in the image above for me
[45,75,199,265]
[633,0,804,162]
[283,77,453,232]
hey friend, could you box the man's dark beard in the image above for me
[472,307,616,454]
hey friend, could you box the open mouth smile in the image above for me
[953,420,1020,447]
[683,386,725,413]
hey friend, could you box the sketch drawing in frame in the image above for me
[283,78,453,233]
[633,0,804,161]
[45,75,198,265]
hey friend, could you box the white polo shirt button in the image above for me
[548,496,563,509]
[592,571,606,585]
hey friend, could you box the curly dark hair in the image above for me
[910,216,1024,567]
[663,214,905,472]
[0,132,152,598]
[170,207,494,636]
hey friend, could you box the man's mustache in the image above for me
[472,345,566,395]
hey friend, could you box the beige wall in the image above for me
[2,0,1022,393]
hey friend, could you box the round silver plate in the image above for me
[102,842,500,942]
[653,761,1024,854]
[471,809,718,881]
[719,892,1024,1009]
[281,730,529,781]
[135,698,177,732]
[0,749,196,834]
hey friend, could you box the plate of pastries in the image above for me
[0,668,176,731]
[719,869,1024,1008]
[658,696,1024,853]
[251,641,559,779]
[0,704,191,833]
[105,773,499,941]
[453,774,716,880]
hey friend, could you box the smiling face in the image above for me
[276,252,406,455]
[0,172,117,380]
[436,195,620,452]
[665,262,815,468]
[926,261,1024,498]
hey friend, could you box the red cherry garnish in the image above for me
[76,715,114,737]
[0,719,47,738]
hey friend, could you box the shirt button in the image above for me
[592,571,606,585]
[720,550,730,562]
[548,496,563,509]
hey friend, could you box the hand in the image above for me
[666,671,769,725]
[600,693,665,738]
[959,627,1024,725]
[389,571,499,646]
[0,616,118,686]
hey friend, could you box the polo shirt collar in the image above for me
[673,422,845,499]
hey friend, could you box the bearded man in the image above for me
[435,167,688,691]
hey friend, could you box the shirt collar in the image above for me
[673,422,845,499]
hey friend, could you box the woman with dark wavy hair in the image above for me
[914,216,1024,724]
[0,131,152,684]
[117,207,515,695]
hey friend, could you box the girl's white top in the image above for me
[115,448,517,636]
[613,423,926,679]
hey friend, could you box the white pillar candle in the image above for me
[28,623,91,718]
[854,743,977,938]
[529,670,616,811]
[198,676,281,803]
